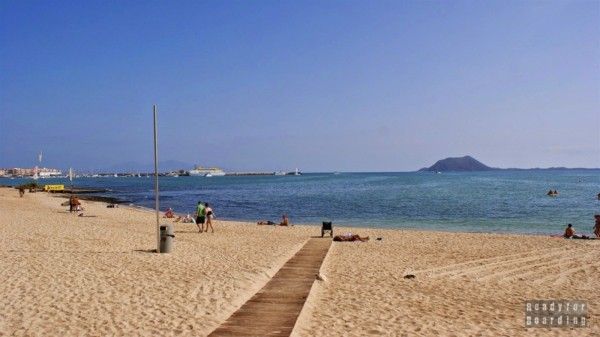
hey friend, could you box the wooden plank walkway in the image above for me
[208,238,332,337]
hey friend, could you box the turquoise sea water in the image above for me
[4,170,599,235]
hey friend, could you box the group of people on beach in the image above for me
[163,201,215,233]
[563,215,600,239]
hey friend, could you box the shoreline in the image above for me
[1,172,597,238]
[10,186,590,237]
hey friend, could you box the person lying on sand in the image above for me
[257,220,276,225]
[164,208,175,218]
[176,214,194,223]
[258,215,290,226]
[333,233,369,242]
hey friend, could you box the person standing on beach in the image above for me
[594,215,600,238]
[204,203,215,233]
[279,214,289,226]
[196,201,206,233]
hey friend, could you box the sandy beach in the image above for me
[1,187,598,336]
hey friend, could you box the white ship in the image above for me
[188,166,226,177]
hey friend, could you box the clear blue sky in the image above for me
[1,0,598,172]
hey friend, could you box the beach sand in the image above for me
[1,187,597,336]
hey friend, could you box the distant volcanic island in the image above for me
[418,156,598,172]
[419,156,496,172]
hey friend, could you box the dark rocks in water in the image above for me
[57,194,128,204]
[51,187,109,194]
[418,155,496,172]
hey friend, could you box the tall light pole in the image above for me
[153,105,160,252]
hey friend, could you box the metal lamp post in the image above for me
[153,105,160,252]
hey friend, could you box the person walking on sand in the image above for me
[196,201,206,233]
[204,203,215,233]
[594,215,600,238]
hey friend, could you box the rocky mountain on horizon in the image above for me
[419,156,496,172]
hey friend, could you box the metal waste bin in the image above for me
[159,224,175,253]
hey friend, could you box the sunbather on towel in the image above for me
[180,214,194,223]
[564,224,593,239]
[164,208,175,218]
[333,233,369,242]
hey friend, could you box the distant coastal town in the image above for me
[0,166,303,178]
[0,167,63,178]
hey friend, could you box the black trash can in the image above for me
[159,224,175,253]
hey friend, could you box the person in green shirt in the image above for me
[196,201,206,233]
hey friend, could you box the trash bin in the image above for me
[159,224,175,253]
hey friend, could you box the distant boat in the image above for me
[113,174,118,177]
[274,171,286,176]
[333,171,340,175]
[286,168,301,176]
[205,173,213,177]
[189,166,226,176]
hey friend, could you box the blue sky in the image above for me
[1,0,598,172]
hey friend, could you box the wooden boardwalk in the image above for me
[208,238,332,337]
